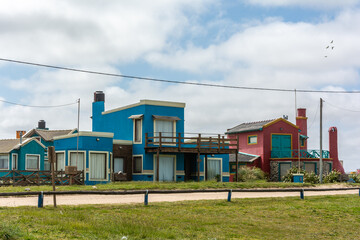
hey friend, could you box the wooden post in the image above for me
[178,133,181,152]
[156,149,160,181]
[197,152,200,182]
[48,146,57,208]
[145,133,148,148]
[205,154,208,181]
[217,134,221,152]
[159,132,162,149]
[197,134,201,150]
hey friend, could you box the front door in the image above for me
[158,156,175,181]
[272,135,292,158]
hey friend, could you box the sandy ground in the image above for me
[0,189,358,207]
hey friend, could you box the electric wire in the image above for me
[325,100,360,113]
[307,102,320,130]
[1,57,360,94]
[0,98,78,108]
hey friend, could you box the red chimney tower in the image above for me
[329,127,345,174]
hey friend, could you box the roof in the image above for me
[53,131,114,140]
[23,129,76,141]
[229,152,260,163]
[226,119,274,134]
[103,99,186,115]
[0,138,45,153]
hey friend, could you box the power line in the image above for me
[0,98,77,108]
[1,57,360,94]
[325,100,360,113]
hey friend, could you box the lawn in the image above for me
[0,194,359,239]
[1,180,358,193]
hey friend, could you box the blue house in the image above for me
[0,138,46,176]
[92,91,234,182]
[53,131,114,185]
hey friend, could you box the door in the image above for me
[279,162,291,181]
[207,159,221,181]
[90,153,107,180]
[114,157,124,173]
[158,156,175,181]
[272,135,291,158]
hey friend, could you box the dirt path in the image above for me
[0,188,358,207]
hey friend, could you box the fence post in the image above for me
[227,189,232,202]
[38,191,44,208]
[359,189,360,197]
[300,189,304,200]
[144,190,149,206]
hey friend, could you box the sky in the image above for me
[1,0,360,172]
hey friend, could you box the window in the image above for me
[0,155,9,170]
[133,156,142,173]
[248,135,257,145]
[26,155,40,170]
[12,154,18,170]
[44,160,50,171]
[300,138,306,147]
[114,157,124,173]
[69,152,85,171]
[56,152,65,171]
[134,119,142,143]
[155,120,175,143]
[90,153,107,180]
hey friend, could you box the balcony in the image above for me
[145,132,238,154]
[271,149,330,159]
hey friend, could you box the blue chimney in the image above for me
[92,91,105,131]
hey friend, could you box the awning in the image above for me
[300,134,309,139]
[152,115,181,121]
[128,114,143,119]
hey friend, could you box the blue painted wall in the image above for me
[54,134,113,185]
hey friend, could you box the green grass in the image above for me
[0,180,358,193]
[0,194,360,239]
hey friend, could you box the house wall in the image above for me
[54,135,113,185]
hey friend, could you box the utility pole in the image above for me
[319,98,323,183]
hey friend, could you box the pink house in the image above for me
[226,108,345,181]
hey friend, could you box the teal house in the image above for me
[0,138,46,176]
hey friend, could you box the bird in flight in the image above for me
[324,40,334,57]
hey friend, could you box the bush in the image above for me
[304,172,320,184]
[348,173,360,183]
[281,167,319,183]
[237,167,265,182]
[282,167,304,182]
[323,170,341,183]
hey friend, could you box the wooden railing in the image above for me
[145,132,238,151]
[0,170,84,186]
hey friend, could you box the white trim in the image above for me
[103,100,185,115]
[89,151,109,182]
[153,154,177,182]
[12,153,18,170]
[25,154,40,170]
[132,154,143,174]
[113,140,133,145]
[53,131,114,140]
[133,118,143,144]
[68,150,86,171]
[55,151,66,171]
[205,157,223,182]
[0,154,9,170]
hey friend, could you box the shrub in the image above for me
[304,172,320,184]
[237,167,265,182]
[348,173,360,183]
[282,167,304,182]
[323,170,341,183]
[281,167,319,183]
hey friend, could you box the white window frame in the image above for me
[204,157,223,182]
[0,154,9,170]
[25,154,40,170]
[68,150,86,171]
[55,151,66,171]
[12,153,18,170]
[153,119,176,145]
[132,154,143,175]
[89,151,109,182]
[153,154,177,182]
[133,118,143,144]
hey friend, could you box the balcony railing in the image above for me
[271,149,330,159]
[145,132,238,151]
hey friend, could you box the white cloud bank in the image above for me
[246,0,359,9]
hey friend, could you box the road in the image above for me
[0,188,358,207]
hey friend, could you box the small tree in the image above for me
[237,167,265,182]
